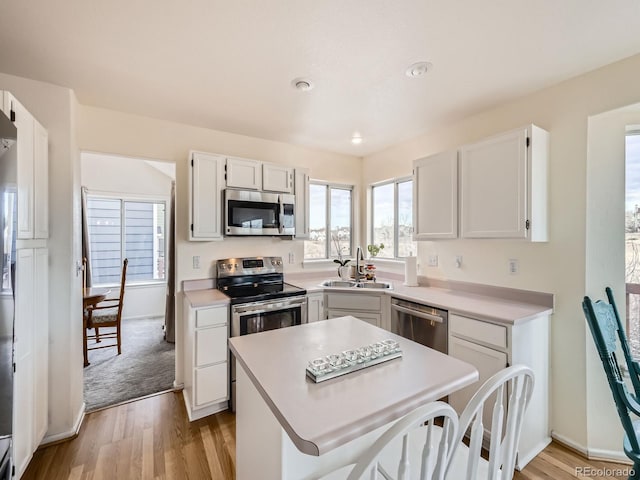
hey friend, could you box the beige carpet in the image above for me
[83,317,175,411]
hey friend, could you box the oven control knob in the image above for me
[219,264,226,270]
[227,263,234,270]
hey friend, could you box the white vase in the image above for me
[338,265,350,280]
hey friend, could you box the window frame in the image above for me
[369,176,415,260]
[86,190,169,287]
[304,180,355,261]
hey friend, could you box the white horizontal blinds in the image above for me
[88,197,166,285]
[124,201,155,281]
[87,197,122,284]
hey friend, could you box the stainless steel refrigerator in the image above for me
[0,108,17,479]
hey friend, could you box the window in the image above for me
[304,182,353,260]
[371,178,416,258]
[626,131,640,357]
[87,196,166,285]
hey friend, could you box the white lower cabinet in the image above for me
[448,312,550,470]
[307,292,325,322]
[183,302,229,420]
[325,292,388,329]
[448,336,508,424]
[195,363,228,406]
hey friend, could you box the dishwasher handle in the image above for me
[391,303,445,323]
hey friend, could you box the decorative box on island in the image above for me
[306,339,402,383]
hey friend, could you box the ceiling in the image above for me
[2,1,640,156]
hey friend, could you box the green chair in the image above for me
[583,293,640,480]
[605,287,640,399]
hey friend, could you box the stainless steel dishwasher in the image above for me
[390,298,448,353]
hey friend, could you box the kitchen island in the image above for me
[229,316,478,480]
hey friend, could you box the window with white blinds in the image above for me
[87,196,166,285]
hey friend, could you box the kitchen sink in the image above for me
[320,280,357,288]
[355,281,392,289]
[320,280,392,289]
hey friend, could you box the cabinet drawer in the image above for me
[450,314,507,349]
[326,293,381,311]
[196,306,227,328]
[196,325,228,367]
[195,363,228,406]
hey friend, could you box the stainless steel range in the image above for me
[217,256,307,410]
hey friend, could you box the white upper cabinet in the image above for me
[189,151,225,241]
[294,168,310,239]
[3,92,49,240]
[459,125,549,241]
[226,157,262,190]
[413,150,458,240]
[263,164,293,193]
[33,120,48,239]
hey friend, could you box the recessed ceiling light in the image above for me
[351,134,363,145]
[291,77,314,91]
[406,61,433,78]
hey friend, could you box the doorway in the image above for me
[81,152,176,411]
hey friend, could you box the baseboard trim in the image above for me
[86,388,178,414]
[517,437,551,470]
[41,402,86,447]
[551,431,631,464]
[122,314,165,321]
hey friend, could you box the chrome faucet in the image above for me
[355,246,364,282]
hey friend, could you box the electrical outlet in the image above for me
[193,255,200,269]
[428,255,438,267]
[508,258,518,275]
[288,252,295,264]
[455,256,463,268]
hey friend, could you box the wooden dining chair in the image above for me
[445,364,535,480]
[315,401,459,480]
[86,258,128,357]
[583,293,640,479]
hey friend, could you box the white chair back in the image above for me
[345,401,459,480]
[449,364,534,480]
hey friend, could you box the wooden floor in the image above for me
[23,391,632,479]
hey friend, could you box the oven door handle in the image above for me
[234,301,304,315]
[391,304,444,323]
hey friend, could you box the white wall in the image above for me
[81,151,174,319]
[361,53,640,457]
[0,73,82,441]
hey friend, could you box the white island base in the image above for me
[236,364,387,480]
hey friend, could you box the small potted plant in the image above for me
[365,243,384,280]
[332,235,351,279]
[367,243,384,258]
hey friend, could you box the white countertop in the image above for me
[290,275,552,325]
[229,316,478,456]
[182,273,552,325]
[183,288,230,308]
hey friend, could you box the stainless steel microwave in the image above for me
[224,189,295,236]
